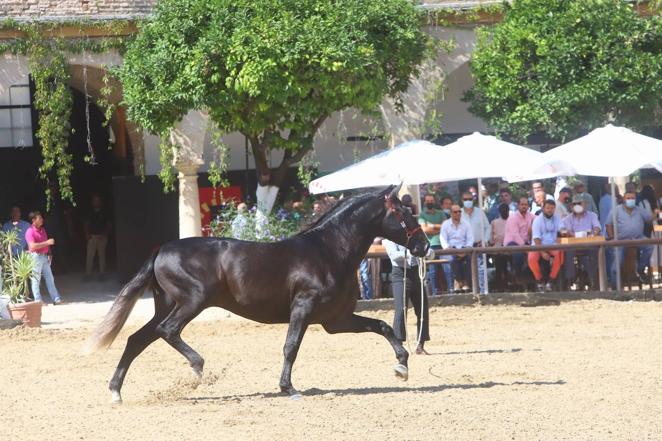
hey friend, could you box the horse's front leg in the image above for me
[323,314,410,381]
[279,295,315,397]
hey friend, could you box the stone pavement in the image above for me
[39,271,238,330]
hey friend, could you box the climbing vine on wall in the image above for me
[0,18,133,208]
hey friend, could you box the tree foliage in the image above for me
[464,0,662,141]
[119,0,429,189]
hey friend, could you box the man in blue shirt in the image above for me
[562,195,601,289]
[606,190,655,285]
[2,206,31,256]
[528,200,563,292]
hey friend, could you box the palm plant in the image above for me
[0,230,34,303]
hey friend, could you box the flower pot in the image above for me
[8,300,42,328]
[0,295,10,319]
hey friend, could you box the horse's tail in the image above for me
[84,251,158,354]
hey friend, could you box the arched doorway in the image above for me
[47,64,136,275]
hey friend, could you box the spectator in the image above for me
[573,180,598,214]
[503,197,534,278]
[555,187,572,219]
[528,200,563,292]
[231,202,249,239]
[562,195,601,289]
[490,203,510,291]
[467,185,479,204]
[460,191,490,293]
[440,196,453,217]
[84,194,112,281]
[637,184,659,272]
[2,206,31,256]
[418,194,448,296]
[599,182,621,232]
[25,211,63,305]
[440,204,473,292]
[530,190,546,216]
[488,188,517,222]
[637,184,658,238]
[400,194,418,216]
[606,190,655,286]
[530,181,554,214]
[625,181,637,195]
[483,183,500,213]
[383,238,431,355]
[358,258,373,300]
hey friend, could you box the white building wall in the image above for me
[0,24,489,176]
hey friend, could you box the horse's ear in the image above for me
[379,185,395,199]
[388,182,403,201]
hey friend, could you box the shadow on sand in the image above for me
[181,379,566,403]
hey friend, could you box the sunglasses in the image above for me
[572,202,582,206]
[451,210,461,213]
[462,198,473,201]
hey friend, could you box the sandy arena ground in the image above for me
[3,300,662,441]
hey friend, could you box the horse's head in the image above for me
[379,184,429,257]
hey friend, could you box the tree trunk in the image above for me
[247,119,323,213]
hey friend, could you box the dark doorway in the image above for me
[48,87,120,274]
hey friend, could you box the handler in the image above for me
[383,238,432,355]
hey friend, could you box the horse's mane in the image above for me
[297,191,380,235]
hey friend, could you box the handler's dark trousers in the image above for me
[391,265,430,343]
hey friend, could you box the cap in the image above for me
[559,187,572,194]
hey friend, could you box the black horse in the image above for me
[86,184,429,402]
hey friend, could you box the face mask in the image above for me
[625,199,636,209]
[443,208,451,215]
[573,204,584,214]
[463,200,473,209]
[425,203,435,210]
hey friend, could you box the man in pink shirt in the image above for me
[25,211,62,304]
[503,197,535,278]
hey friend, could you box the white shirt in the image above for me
[440,219,474,249]
[461,208,490,245]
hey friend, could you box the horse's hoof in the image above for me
[110,391,122,405]
[289,393,302,401]
[394,364,409,381]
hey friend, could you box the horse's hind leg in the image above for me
[108,295,174,404]
[156,299,207,378]
[323,314,410,381]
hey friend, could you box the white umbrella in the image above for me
[430,132,546,182]
[308,140,444,194]
[537,124,662,177]
[519,124,662,291]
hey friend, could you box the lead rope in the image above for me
[401,249,427,352]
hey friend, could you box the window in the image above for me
[0,84,33,148]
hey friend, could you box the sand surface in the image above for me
[3,300,662,441]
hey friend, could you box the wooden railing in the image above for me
[365,237,662,295]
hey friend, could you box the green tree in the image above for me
[464,0,662,142]
[119,0,429,209]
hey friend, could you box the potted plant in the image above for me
[0,230,41,327]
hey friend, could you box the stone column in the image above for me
[176,161,204,238]
[170,110,208,238]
